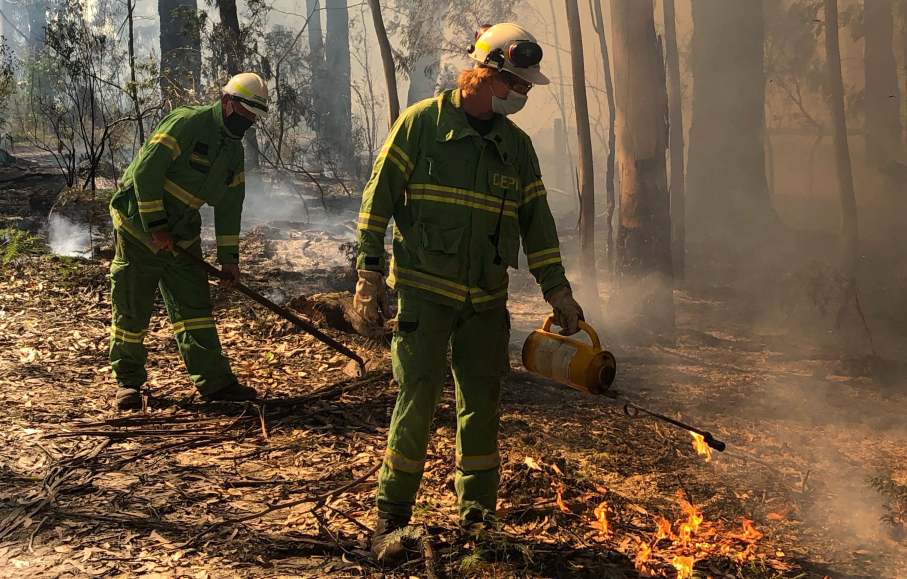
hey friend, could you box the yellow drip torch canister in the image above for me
[521,316,617,395]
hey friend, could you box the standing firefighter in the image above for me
[353,23,584,560]
[108,73,268,411]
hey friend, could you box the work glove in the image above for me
[546,285,584,336]
[351,269,391,337]
[150,229,174,252]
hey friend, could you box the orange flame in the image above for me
[690,431,713,462]
[676,492,704,545]
[738,518,763,541]
[654,516,673,541]
[592,501,610,538]
[671,555,695,579]
[554,483,571,514]
[634,541,652,570]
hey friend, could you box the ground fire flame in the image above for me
[599,489,765,576]
[690,431,713,462]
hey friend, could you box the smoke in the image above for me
[47,214,91,258]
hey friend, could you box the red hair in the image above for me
[457,67,497,95]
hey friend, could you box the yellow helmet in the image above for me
[222,72,269,116]
[467,23,549,86]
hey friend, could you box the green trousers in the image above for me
[377,293,510,523]
[108,230,235,395]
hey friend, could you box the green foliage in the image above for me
[0,228,45,266]
[870,474,907,532]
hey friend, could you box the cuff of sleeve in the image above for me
[217,247,240,264]
[356,253,385,273]
[542,280,571,302]
[141,214,169,232]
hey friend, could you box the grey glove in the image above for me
[546,285,585,336]
[351,269,391,337]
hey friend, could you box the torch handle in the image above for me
[174,246,367,374]
[622,400,727,452]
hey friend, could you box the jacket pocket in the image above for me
[414,221,464,279]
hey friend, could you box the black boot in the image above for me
[370,516,418,563]
[202,382,258,402]
[115,387,142,411]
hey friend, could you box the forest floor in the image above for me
[1,166,906,578]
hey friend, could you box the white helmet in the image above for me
[222,72,269,116]
[468,23,549,86]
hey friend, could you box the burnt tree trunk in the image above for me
[126,0,144,143]
[325,0,353,172]
[663,0,685,280]
[686,0,773,245]
[366,0,399,125]
[589,0,616,275]
[158,0,201,106]
[610,0,674,329]
[306,0,327,145]
[864,0,901,170]
[216,0,260,169]
[564,0,600,306]
[825,0,859,277]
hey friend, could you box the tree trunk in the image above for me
[825,0,859,277]
[366,0,399,126]
[306,0,327,148]
[126,0,144,144]
[325,0,353,172]
[564,0,599,305]
[548,0,574,199]
[26,0,45,53]
[215,0,260,169]
[663,0,685,280]
[158,0,201,106]
[864,0,901,170]
[686,0,773,244]
[610,0,674,329]
[589,0,616,275]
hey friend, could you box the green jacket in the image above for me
[357,89,569,310]
[110,101,245,264]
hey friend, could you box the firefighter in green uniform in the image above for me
[352,24,585,560]
[108,73,268,410]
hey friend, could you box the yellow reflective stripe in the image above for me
[475,39,491,53]
[217,235,240,246]
[189,153,210,166]
[469,286,509,304]
[111,325,147,344]
[163,179,204,209]
[110,208,158,253]
[177,235,200,249]
[527,247,560,260]
[394,266,468,292]
[390,266,468,301]
[229,172,245,188]
[148,133,181,159]
[408,191,518,219]
[410,183,518,211]
[137,200,164,214]
[528,247,562,270]
[457,451,500,471]
[357,212,390,233]
[384,447,424,474]
[389,144,414,174]
[172,316,216,334]
[522,180,547,205]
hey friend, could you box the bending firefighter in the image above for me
[108,73,268,411]
[353,23,585,561]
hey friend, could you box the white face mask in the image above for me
[492,90,528,116]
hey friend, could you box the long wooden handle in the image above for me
[174,246,367,374]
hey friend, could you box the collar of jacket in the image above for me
[213,99,241,140]
[436,89,514,164]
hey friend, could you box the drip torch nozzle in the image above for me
[702,432,726,452]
